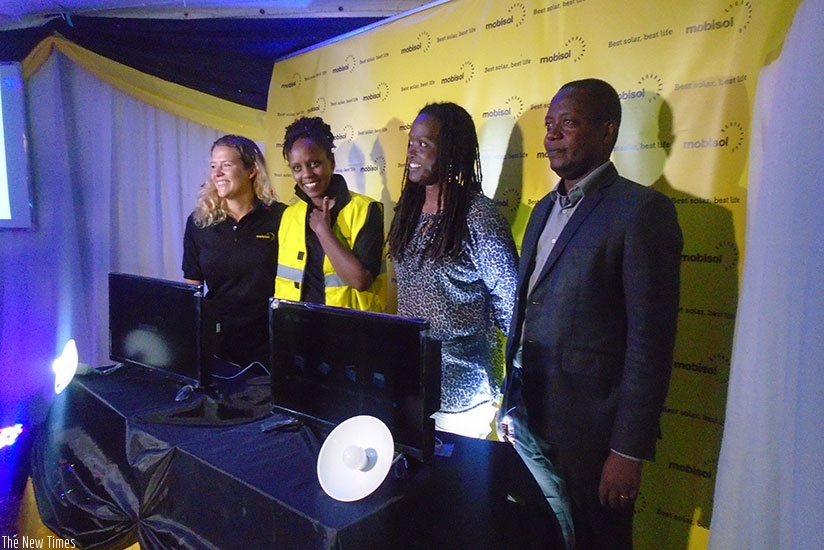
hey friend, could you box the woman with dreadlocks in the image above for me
[275,116,386,312]
[388,102,518,439]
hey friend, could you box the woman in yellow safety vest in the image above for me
[275,116,386,312]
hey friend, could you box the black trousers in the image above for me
[545,444,635,550]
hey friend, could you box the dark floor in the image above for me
[0,494,23,536]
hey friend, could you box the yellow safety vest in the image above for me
[275,193,386,312]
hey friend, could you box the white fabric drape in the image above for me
[0,52,221,424]
[708,0,824,547]
[2,2,823,543]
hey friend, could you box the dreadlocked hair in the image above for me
[388,102,483,261]
[282,116,336,161]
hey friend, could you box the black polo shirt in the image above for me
[182,202,286,365]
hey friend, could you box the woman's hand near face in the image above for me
[308,196,335,236]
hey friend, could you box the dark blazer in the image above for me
[502,163,682,460]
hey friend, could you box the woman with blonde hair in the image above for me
[183,135,285,367]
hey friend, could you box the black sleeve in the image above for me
[352,201,385,278]
[182,214,203,280]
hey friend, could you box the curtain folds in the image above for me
[22,35,266,140]
[708,0,824,547]
[0,51,223,425]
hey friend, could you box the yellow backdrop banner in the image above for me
[266,1,799,547]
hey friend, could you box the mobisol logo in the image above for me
[722,121,746,152]
[540,36,586,64]
[567,36,586,63]
[726,0,753,33]
[441,61,476,85]
[481,95,524,120]
[673,352,730,378]
[361,155,386,175]
[307,97,327,115]
[682,121,745,153]
[681,240,739,272]
[401,31,432,54]
[362,82,390,102]
[507,95,525,118]
[707,353,731,383]
[280,72,302,89]
[333,124,355,144]
[493,185,522,221]
[332,54,357,74]
[668,459,715,480]
[685,1,752,36]
[685,16,735,34]
[485,3,527,30]
[715,240,739,271]
[634,73,664,103]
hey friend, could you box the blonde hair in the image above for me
[192,135,278,228]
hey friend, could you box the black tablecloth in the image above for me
[30,367,563,549]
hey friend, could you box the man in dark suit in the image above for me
[498,79,682,549]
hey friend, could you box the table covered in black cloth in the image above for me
[30,367,563,549]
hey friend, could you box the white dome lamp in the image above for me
[52,339,78,395]
[317,415,395,502]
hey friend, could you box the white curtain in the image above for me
[0,52,221,424]
[2,2,823,543]
[708,0,824,547]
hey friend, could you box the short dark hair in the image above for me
[282,116,335,160]
[559,78,622,138]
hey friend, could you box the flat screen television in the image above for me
[269,299,441,462]
[109,272,218,388]
[0,62,35,230]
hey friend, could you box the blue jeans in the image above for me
[505,346,574,548]
[508,409,575,549]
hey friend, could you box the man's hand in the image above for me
[599,451,642,509]
[496,412,515,444]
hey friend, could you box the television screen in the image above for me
[269,299,440,461]
[109,272,217,387]
[0,62,34,229]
